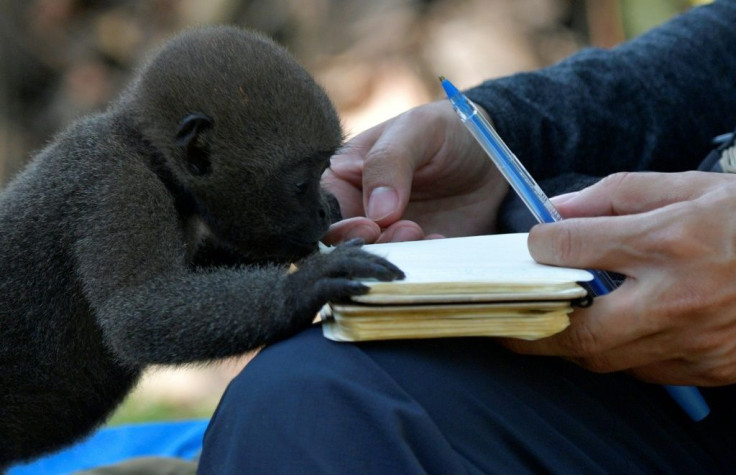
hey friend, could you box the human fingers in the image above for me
[323,218,382,245]
[531,173,736,273]
[550,311,736,386]
[521,204,736,385]
[506,322,736,387]
[500,277,701,380]
[553,171,730,218]
[374,220,427,243]
[527,211,656,275]
[324,109,434,225]
[323,127,385,219]
[508,214,685,362]
[501,278,645,359]
[359,102,459,227]
[535,172,720,271]
[322,166,365,219]
[324,218,431,245]
[629,344,736,386]
[587,322,736,386]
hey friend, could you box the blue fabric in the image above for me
[8,420,207,474]
[199,327,736,474]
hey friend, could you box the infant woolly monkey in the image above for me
[0,26,403,466]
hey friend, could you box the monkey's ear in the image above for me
[175,113,213,176]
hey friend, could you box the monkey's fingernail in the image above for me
[367,186,398,221]
[344,237,364,247]
[361,262,404,281]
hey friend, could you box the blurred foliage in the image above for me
[622,0,694,37]
[0,0,702,183]
[108,396,215,426]
[1,0,589,183]
[109,359,249,426]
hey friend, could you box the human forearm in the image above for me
[466,1,736,179]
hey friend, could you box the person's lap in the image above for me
[198,326,735,474]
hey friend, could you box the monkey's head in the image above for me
[120,26,344,263]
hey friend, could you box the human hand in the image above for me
[504,171,736,386]
[322,100,509,244]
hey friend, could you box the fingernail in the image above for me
[390,226,420,242]
[367,186,398,221]
[550,191,580,206]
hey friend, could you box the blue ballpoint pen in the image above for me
[440,76,710,422]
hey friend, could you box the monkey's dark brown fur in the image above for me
[0,27,403,467]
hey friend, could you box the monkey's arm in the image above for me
[75,162,401,366]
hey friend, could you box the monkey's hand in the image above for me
[283,239,404,330]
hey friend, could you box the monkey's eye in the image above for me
[295,181,308,195]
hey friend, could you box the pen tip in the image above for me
[438,75,446,82]
[439,76,459,98]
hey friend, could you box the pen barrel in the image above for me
[464,111,562,224]
[665,385,711,421]
[585,269,617,295]
[460,103,621,296]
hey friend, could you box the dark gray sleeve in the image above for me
[465,0,736,179]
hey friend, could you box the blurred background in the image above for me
[0,0,705,425]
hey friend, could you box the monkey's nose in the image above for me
[323,194,342,224]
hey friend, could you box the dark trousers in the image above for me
[198,326,735,474]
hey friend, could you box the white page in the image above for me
[360,233,593,285]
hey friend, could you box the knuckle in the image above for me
[541,223,581,266]
[363,143,406,173]
[599,171,634,214]
[402,105,442,131]
[529,225,573,265]
[677,333,736,385]
[686,332,722,357]
[554,225,577,264]
[600,171,632,191]
[658,287,714,328]
[649,213,703,258]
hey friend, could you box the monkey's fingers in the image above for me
[323,252,405,281]
[312,279,369,304]
[359,259,405,281]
